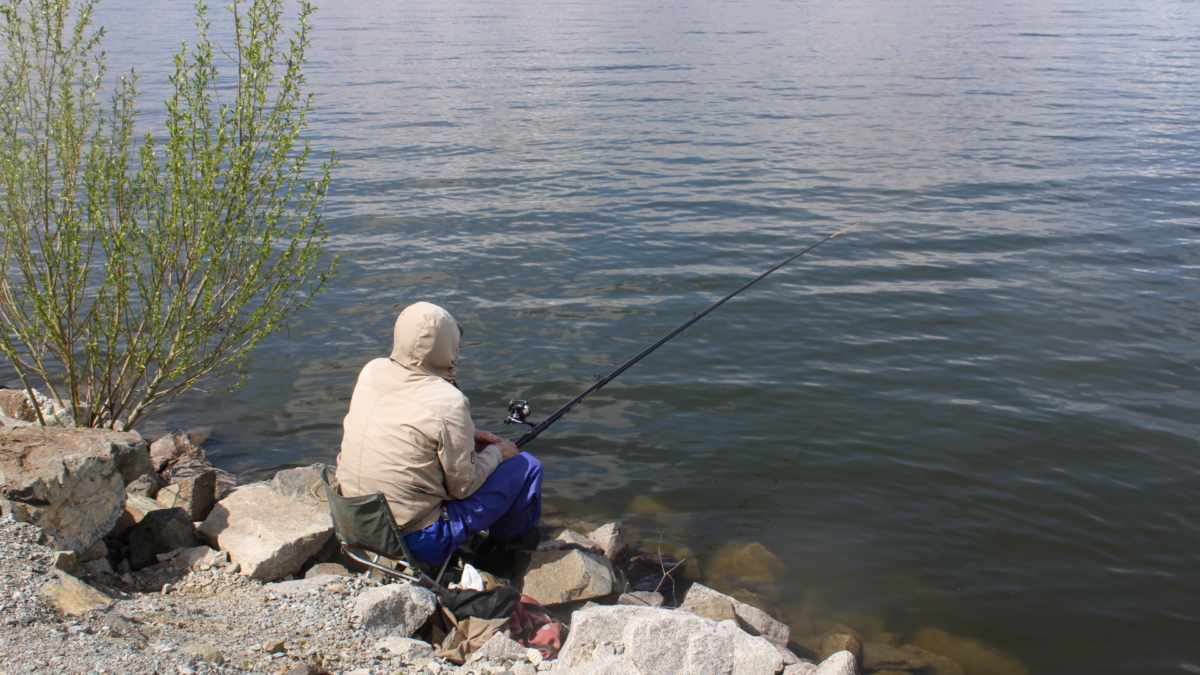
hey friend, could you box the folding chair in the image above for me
[319,468,452,588]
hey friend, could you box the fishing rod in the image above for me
[504,222,862,448]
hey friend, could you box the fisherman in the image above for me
[336,301,543,567]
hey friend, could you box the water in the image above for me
[38,0,1200,672]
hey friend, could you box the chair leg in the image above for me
[342,544,441,589]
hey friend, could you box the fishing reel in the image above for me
[504,399,536,428]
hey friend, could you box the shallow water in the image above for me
[22,0,1200,672]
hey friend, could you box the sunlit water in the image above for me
[21,1,1200,672]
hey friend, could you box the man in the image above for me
[336,301,542,566]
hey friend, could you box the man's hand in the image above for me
[474,429,502,452]
[474,430,520,460]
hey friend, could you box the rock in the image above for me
[149,430,197,472]
[680,595,737,623]
[682,583,790,646]
[270,463,335,508]
[517,549,616,605]
[39,573,111,614]
[305,562,350,578]
[78,538,107,562]
[266,574,345,596]
[181,642,225,665]
[558,604,783,675]
[110,493,166,537]
[909,629,1026,675]
[814,651,856,675]
[156,470,216,521]
[864,642,927,671]
[586,523,630,562]
[819,632,862,666]
[465,632,528,665]
[621,553,689,600]
[103,613,147,645]
[0,426,150,552]
[783,664,817,675]
[351,582,438,637]
[617,591,663,607]
[161,445,236,500]
[197,483,333,581]
[0,388,73,426]
[125,473,164,499]
[628,495,671,516]
[128,508,201,569]
[262,638,286,653]
[898,645,964,675]
[376,636,435,662]
[53,550,82,577]
[81,557,113,577]
[537,529,601,554]
[706,541,787,586]
[168,545,228,570]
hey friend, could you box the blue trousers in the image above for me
[404,452,543,564]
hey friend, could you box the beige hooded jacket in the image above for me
[336,302,503,533]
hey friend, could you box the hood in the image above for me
[390,302,461,382]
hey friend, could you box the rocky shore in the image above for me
[0,397,1026,675]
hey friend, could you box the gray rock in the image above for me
[181,642,225,665]
[156,470,216,521]
[814,651,856,675]
[149,430,196,472]
[554,529,603,553]
[558,605,783,675]
[125,473,164,499]
[270,463,335,508]
[52,550,82,577]
[0,426,147,552]
[465,632,528,665]
[305,562,350,578]
[863,642,927,671]
[351,582,438,638]
[682,583,790,646]
[168,545,228,570]
[679,595,737,623]
[129,508,201,569]
[161,446,236,500]
[517,549,616,605]
[0,388,73,426]
[617,591,663,607]
[783,664,818,675]
[78,539,107,563]
[81,557,113,577]
[586,522,630,562]
[553,655,642,675]
[110,493,165,537]
[38,573,111,615]
[197,483,333,581]
[103,613,147,645]
[376,636,435,662]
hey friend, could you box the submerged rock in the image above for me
[899,645,965,675]
[864,641,928,671]
[909,629,1027,675]
[705,541,788,586]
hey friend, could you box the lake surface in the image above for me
[77,0,1200,672]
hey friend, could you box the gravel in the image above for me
[0,516,519,675]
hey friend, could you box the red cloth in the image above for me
[507,594,566,660]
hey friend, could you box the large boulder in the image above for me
[351,582,438,638]
[517,549,616,605]
[558,605,783,675]
[197,483,333,581]
[0,426,152,552]
[681,583,790,646]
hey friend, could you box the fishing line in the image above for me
[504,222,863,448]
